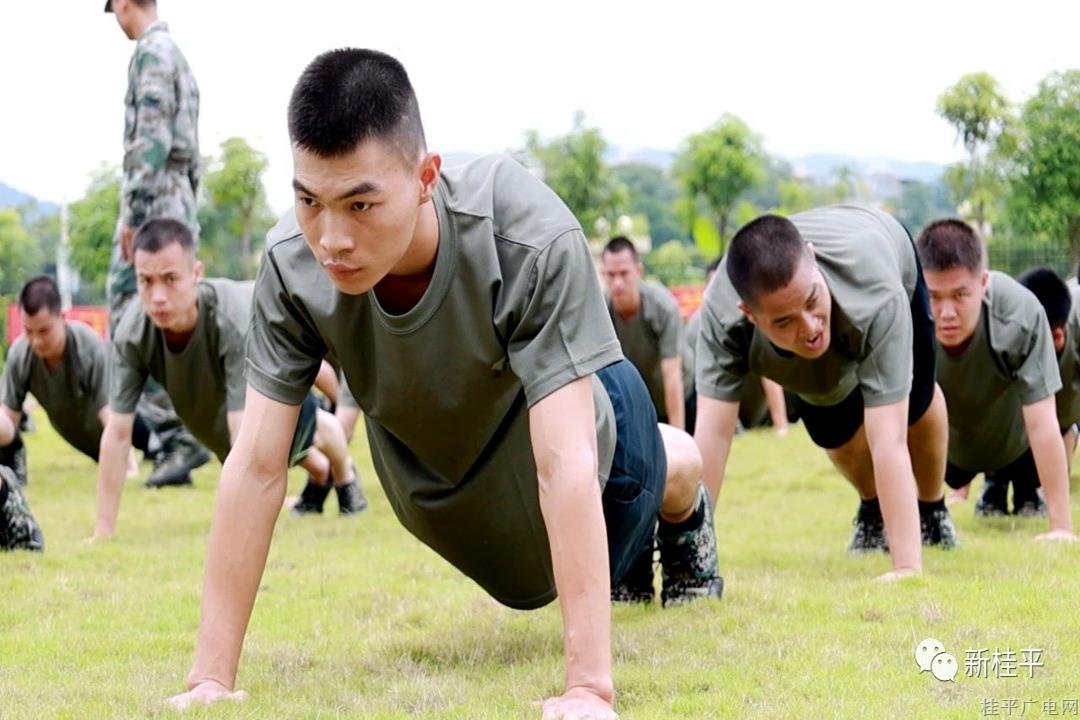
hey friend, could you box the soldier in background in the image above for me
[601,236,685,429]
[105,0,209,486]
[682,257,791,436]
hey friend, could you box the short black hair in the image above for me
[915,219,984,273]
[1018,267,1072,330]
[288,48,426,165]
[726,215,807,305]
[705,256,722,276]
[603,236,638,260]
[133,217,195,256]
[19,276,61,317]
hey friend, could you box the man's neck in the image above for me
[130,11,159,39]
[42,327,68,370]
[613,289,642,321]
[373,200,440,316]
[163,300,199,352]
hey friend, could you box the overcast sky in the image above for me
[2,0,1077,213]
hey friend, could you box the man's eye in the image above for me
[299,196,317,208]
[352,201,372,212]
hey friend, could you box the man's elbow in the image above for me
[536,447,598,496]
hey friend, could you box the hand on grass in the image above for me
[875,567,921,583]
[540,687,618,720]
[83,528,113,544]
[165,680,247,711]
[1034,528,1078,543]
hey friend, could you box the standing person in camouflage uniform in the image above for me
[105,0,209,486]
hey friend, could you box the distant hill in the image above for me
[790,153,944,184]
[0,182,59,220]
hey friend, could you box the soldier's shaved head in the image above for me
[288,48,426,168]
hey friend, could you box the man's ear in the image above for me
[417,153,442,205]
[737,301,757,326]
[1053,326,1067,352]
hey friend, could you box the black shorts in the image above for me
[288,394,319,466]
[596,359,667,586]
[944,424,1074,489]
[793,246,937,450]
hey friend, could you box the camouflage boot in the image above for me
[0,467,44,552]
[611,541,656,604]
[292,478,333,516]
[658,485,724,607]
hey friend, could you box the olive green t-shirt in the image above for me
[608,279,681,418]
[110,279,251,462]
[682,309,769,427]
[1055,284,1080,429]
[245,155,621,610]
[697,205,917,409]
[1,321,108,458]
[937,271,1062,472]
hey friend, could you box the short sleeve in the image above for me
[695,289,750,402]
[0,340,30,410]
[83,332,110,412]
[244,249,327,405]
[1013,306,1063,405]
[108,335,149,415]
[857,291,913,407]
[507,230,623,406]
[652,288,682,360]
[221,319,248,412]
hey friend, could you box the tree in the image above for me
[644,239,703,288]
[1005,70,1080,265]
[673,114,765,252]
[612,163,683,246]
[0,210,44,297]
[888,179,953,237]
[522,112,626,238]
[936,72,1013,233]
[68,165,121,298]
[199,137,274,279]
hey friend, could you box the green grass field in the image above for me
[2,409,1079,719]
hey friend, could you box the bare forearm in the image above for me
[0,412,15,446]
[188,457,286,689]
[96,431,132,536]
[314,362,340,404]
[870,443,922,571]
[661,361,684,430]
[538,465,613,703]
[762,379,788,432]
[1030,425,1073,532]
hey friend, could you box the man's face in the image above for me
[109,0,138,39]
[601,249,642,309]
[292,138,438,296]
[134,242,202,332]
[19,308,66,364]
[923,266,987,349]
[739,248,832,359]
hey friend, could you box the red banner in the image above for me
[670,285,705,319]
[6,305,110,344]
